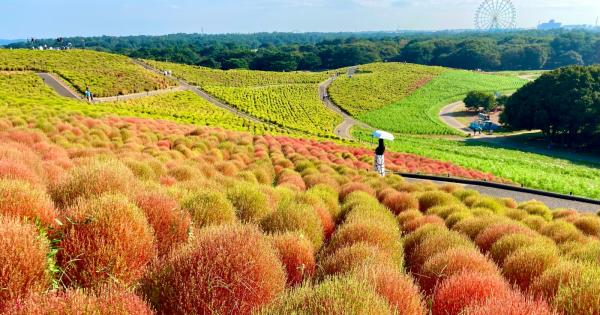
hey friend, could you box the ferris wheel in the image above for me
[475,0,517,31]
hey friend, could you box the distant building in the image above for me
[538,19,562,30]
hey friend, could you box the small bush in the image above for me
[554,265,600,315]
[356,264,426,315]
[470,196,505,213]
[181,190,237,228]
[339,182,376,201]
[541,221,585,244]
[256,275,393,315]
[403,224,448,260]
[522,215,548,232]
[326,222,402,264]
[519,200,552,221]
[7,287,153,315]
[427,204,469,219]
[573,215,600,237]
[502,244,560,291]
[474,223,533,253]
[306,184,341,222]
[417,191,458,212]
[0,179,57,227]
[461,291,554,315]
[530,260,588,301]
[490,234,553,266]
[408,231,474,273]
[383,192,419,215]
[452,216,500,240]
[445,211,472,228]
[402,215,446,233]
[452,189,479,202]
[553,208,579,220]
[397,209,423,227]
[562,239,600,263]
[261,200,324,250]
[271,233,316,286]
[0,216,50,311]
[58,194,155,288]
[141,224,285,315]
[320,243,396,277]
[227,182,272,224]
[419,247,499,294]
[135,191,191,256]
[50,158,136,208]
[431,272,512,315]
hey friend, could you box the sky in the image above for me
[1,0,599,39]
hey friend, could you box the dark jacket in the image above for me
[375,139,385,155]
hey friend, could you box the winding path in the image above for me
[37,73,81,100]
[439,101,471,135]
[318,67,370,140]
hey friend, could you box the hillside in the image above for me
[1,67,600,314]
[329,62,527,135]
[0,49,175,97]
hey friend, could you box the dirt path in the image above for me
[318,67,370,140]
[37,73,81,100]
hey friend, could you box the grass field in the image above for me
[327,62,446,116]
[0,49,175,97]
[147,60,342,137]
[355,129,600,199]
[358,70,527,135]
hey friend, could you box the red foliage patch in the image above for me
[271,233,316,286]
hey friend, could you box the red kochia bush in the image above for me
[0,216,50,311]
[339,182,376,201]
[271,233,316,286]
[135,191,191,256]
[402,215,446,233]
[419,247,499,294]
[461,291,555,315]
[141,224,285,315]
[0,179,57,226]
[383,192,419,215]
[502,245,560,291]
[474,223,533,253]
[431,272,513,315]
[57,194,155,288]
[357,264,426,315]
[6,287,153,315]
[50,158,136,207]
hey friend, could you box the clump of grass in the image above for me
[141,224,285,315]
[431,271,512,315]
[541,220,585,244]
[573,215,600,237]
[355,264,426,315]
[408,231,475,273]
[0,179,57,227]
[227,182,272,224]
[554,264,600,315]
[489,234,553,266]
[339,182,376,201]
[325,222,402,265]
[320,243,396,277]
[502,244,560,291]
[382,192,419,215]
[0,216,50,311]
[58,194,155,288]
[135,190,191,257]
[6,287,154,315]
[261,199,324,250]
[256,275,393,315]
[419,247,499,294]
[270,232,316,286]
[50,158,136,208]
[181,189,237,228]
[417,191,458,212]
[561,239,600,263]
[460,291,554,315]
[474,223,533,253]
[530,260,588,302]
[402,215,446,233]
[519,200,552,221]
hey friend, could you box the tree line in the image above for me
[5,30,600,72]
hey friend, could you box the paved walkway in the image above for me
[405,177,599,213]
[318,67,370,140]
[439,101,471,135]
[36,73,81,100]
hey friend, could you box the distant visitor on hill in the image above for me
[85,87,94,102]
[374,139,386,177]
